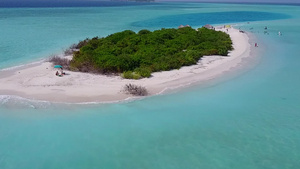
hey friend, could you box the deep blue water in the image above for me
[0,1,153,8]
[132,11,290,28]
[1,2,300,169]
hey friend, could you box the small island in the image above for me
[66,27,232,79]
[0,26,251,103]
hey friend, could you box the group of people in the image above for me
[265,26,282,36]
[55,68,65,77]
[254,26,283,48]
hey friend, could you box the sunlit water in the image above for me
[0,2,300,169]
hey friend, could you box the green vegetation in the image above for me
[70,27,233,79]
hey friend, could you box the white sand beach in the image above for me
[0,27,253,103]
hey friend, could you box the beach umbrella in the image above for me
[54,65,63,68]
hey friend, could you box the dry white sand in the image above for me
[0,27,252,103]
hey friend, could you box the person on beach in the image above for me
[60,68,65,75]
[255,43,258,47]
[56,71,59,76]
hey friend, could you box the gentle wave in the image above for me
[0,59,45,72]
[0,94,139,108]
[0,95,54,109]
[0,52,67,72]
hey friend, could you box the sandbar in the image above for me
[0,27,253,103]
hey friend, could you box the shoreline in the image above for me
[0,27,256,103]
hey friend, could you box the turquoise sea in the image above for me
[1,2,300,169]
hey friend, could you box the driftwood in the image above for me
[123,84,148,96]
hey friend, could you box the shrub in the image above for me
[122,71,141,79]
[138,29,151,35]
[134,67,151,78]
[48,56,70,70]
[123,84,148,96]
[64,48,75,56]
[217,46,229,56]
[76,38,90,49]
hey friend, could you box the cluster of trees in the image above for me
[70,27,232,78]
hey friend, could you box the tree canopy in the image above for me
[70,27,233,79]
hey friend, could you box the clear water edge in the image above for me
[0,23,264,105]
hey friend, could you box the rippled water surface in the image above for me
[0,2,300,169]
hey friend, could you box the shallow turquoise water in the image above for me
[1,2,300,169]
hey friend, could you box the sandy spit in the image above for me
[0,27,253,103]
